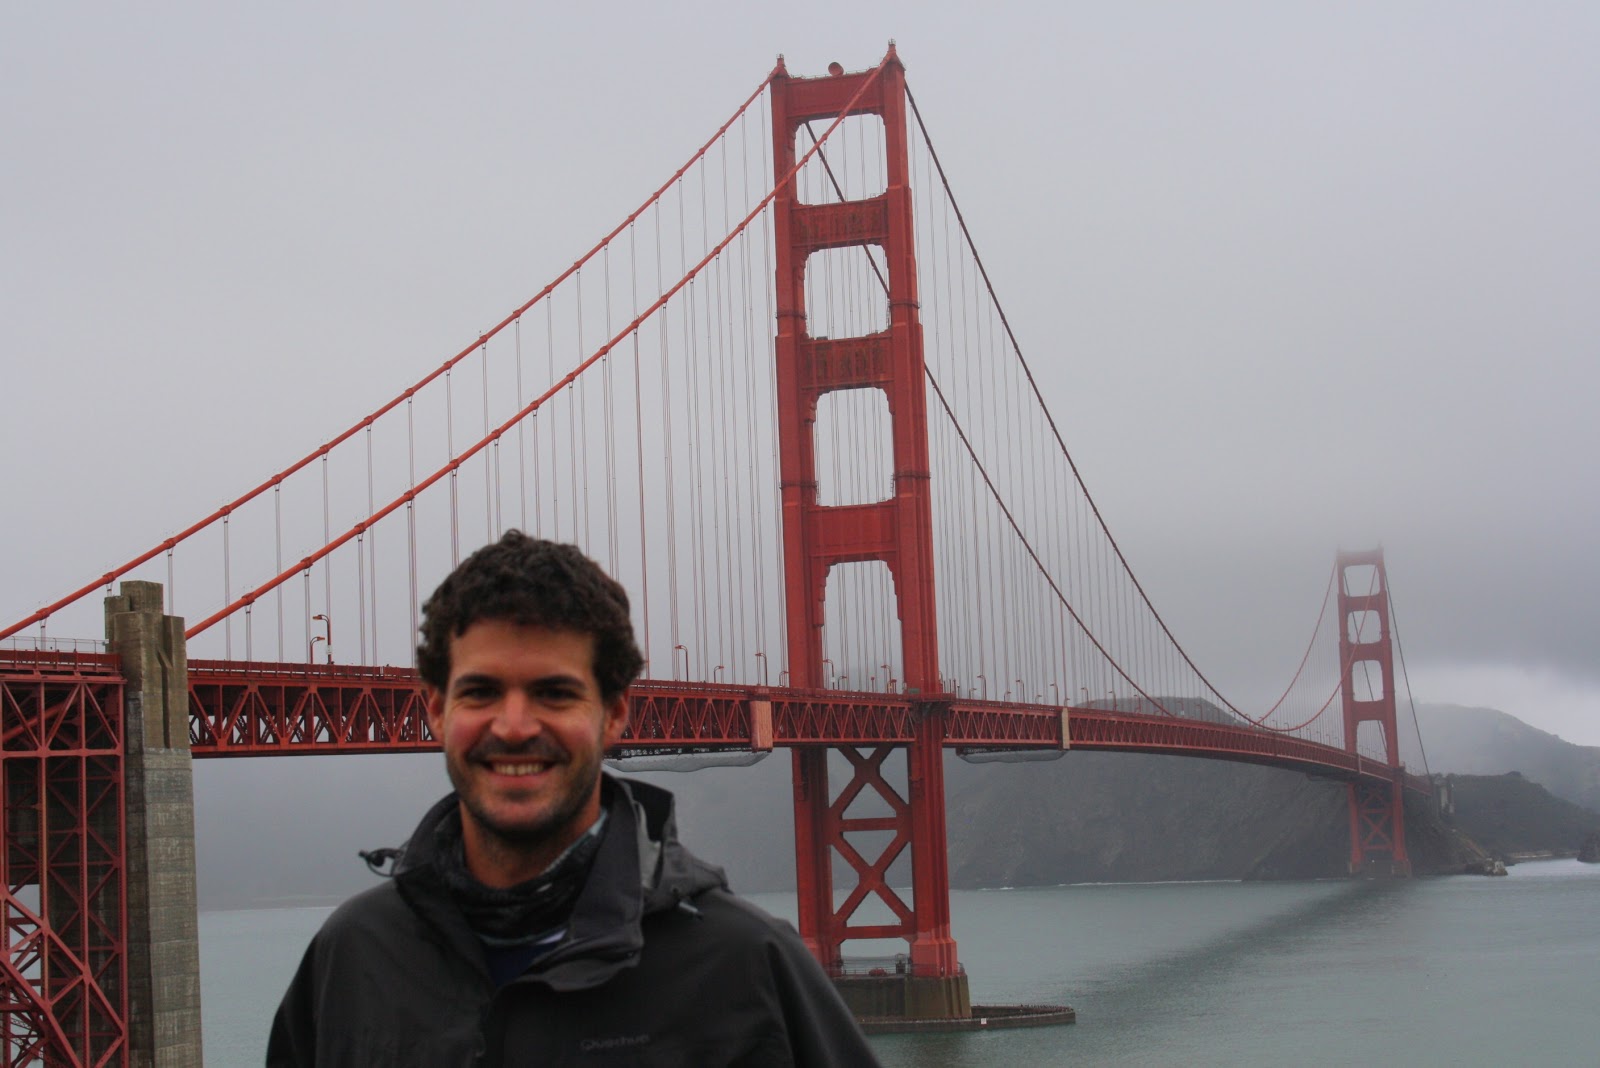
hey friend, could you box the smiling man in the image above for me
[268,532,879,1067]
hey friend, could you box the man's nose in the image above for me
[491,691,542,743]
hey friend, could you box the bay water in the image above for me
[201,860,1599,1065]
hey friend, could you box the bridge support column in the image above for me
[1336,550,1411,876]
[106,582,203,1066]
[791,737,969,1021]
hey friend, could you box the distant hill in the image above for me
[1443,771,1600,858]
[1407,703,1600,811]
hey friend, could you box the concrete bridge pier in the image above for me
[106,581,203,1066]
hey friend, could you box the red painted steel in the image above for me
[770,47,960,977]
[1337,549,1411,874]
[1,651,128,1068]
[187,660,435,756]
[181,661,1426,796]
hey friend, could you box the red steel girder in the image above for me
[180,661,1426,796]
[188,660,434,756]
[0,656,128,1068]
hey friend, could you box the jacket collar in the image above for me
[391,775,727,992]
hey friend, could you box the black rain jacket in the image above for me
[267,776,881,1067]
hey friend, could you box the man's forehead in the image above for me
[446,619,593,665]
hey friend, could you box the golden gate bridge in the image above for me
[0,46,1430,1064]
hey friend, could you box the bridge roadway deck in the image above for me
[181,659,1427,792]
[0,653,1427,792]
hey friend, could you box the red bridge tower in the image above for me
[770,49,968,1018]
[1338,548,1411,875]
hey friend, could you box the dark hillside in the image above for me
[1443,772,1600,858]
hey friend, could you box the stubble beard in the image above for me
[449,736,604,855]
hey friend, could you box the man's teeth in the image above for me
[493,761,551,775]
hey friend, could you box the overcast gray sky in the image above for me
[5,3,1597,744]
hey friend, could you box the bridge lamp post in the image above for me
[821,658,835,687]
[778,670,790,687]
[673,644,689,681]
[312,613,331,665]
[754,651,768,687]
[1051,683,1060,705]
[976,674,986,699]
[880,664,892,693]
[714,665,725,683]
[838,675,849,691]
[1016,679,1024,702]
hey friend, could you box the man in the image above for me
[268,531,881,1067]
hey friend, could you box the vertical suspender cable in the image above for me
[516,318,528,533]
[366,425,376,663]
[684,181,707,679]
[357,531,367,664]
[575,271,589,551]
[321,454,332,655]
[739,110,767,665]
[222,514,232,660]
[659,196,681,674]
[446,370,459,566]
[629,222,651,676]
[303,569,312,664]
[603,246,618,574]
[545,300,556,538]
[482,340,494,541]
[760,96,784,667]
[407,396,419,664]
[273,487,283,661]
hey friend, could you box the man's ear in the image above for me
[425,688,446,741]
[602,694,630,748]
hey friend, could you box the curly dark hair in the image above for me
[416,531,644,702]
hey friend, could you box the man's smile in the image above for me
[486,759,557,777]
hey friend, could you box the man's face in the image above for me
[425,620,629,887]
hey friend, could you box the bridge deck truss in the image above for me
[182,664,1425,793]
[0,651,127,1068]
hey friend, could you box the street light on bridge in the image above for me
[310,613,331,665]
